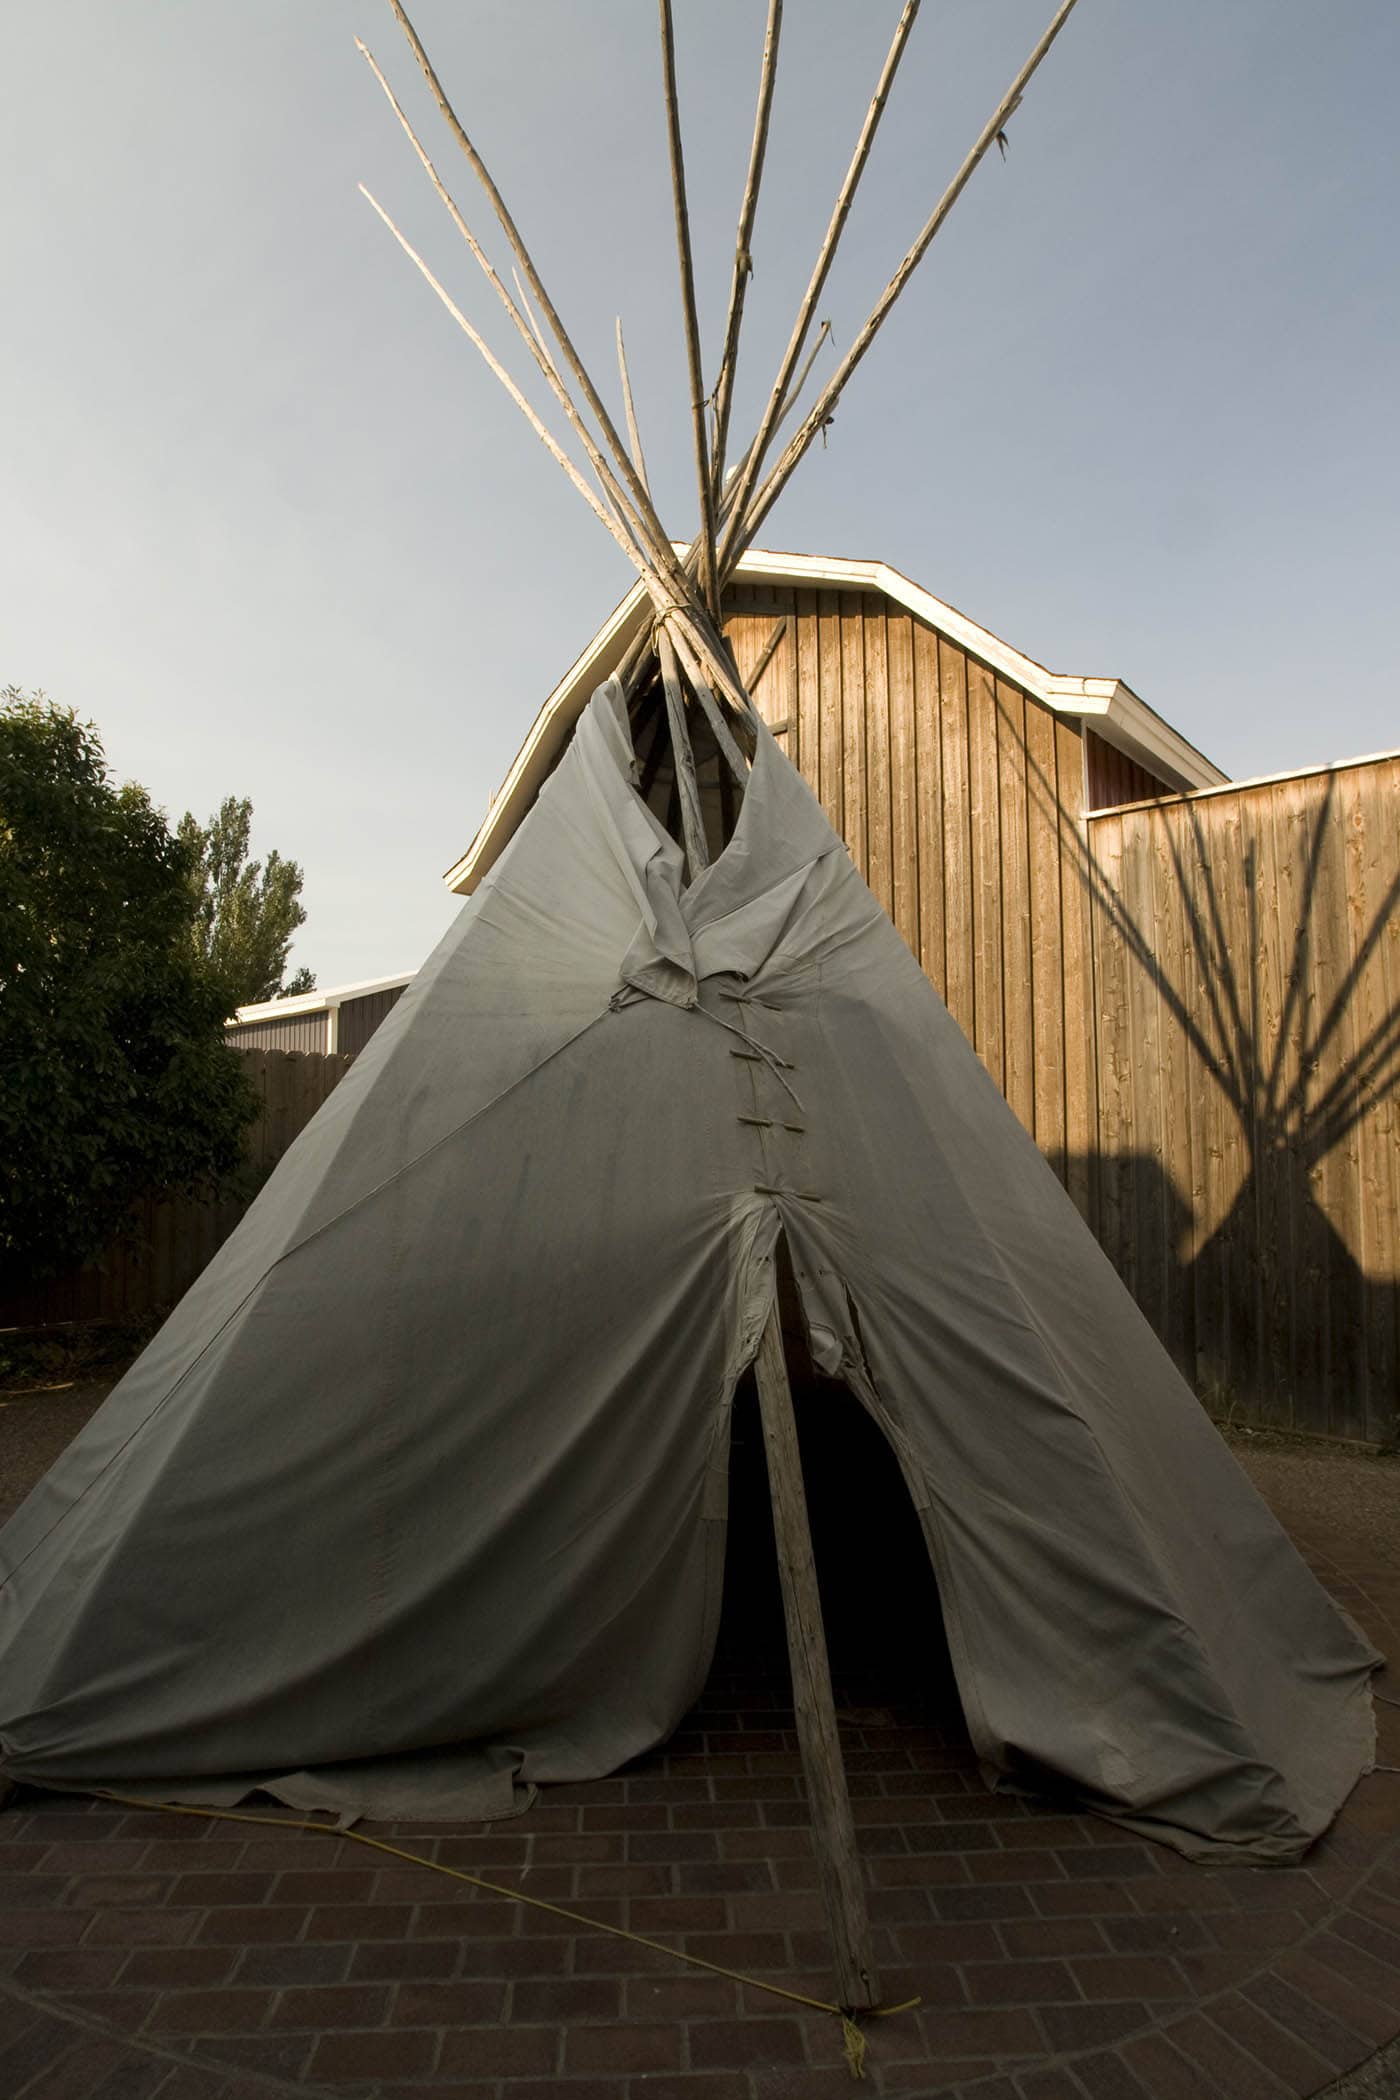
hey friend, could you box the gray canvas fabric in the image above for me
[0,683,1379,1857]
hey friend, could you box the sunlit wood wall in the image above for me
[724,584,1400,1443]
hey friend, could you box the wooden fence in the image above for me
[1082,754,1400,1446]
[0,1050,349,1332]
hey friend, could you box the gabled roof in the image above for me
[444,546,1227,896]
[230,972,415,1028]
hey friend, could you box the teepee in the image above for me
[0,0,1379,2017]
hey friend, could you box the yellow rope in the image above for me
[93,1791,918,2079]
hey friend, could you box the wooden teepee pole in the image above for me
[716,0,922,577]
[616,320,652,497]
[752,1302,880,2012]
[358,187,658,587]
[614,320,830,706]
[381,0,695,610]
[658,0,720,621]
[657,630,709,879]
[664,619,751,782]
[709,0,783,502]
[358,35,684,605]
[730,0,1082,567]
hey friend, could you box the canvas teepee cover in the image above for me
[0,691,1378,1859]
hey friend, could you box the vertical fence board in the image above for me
[1306,778,1368,1441]
[864,601,894,922]
[1341,759,1393,1440]
[796,589,821,802]
[1364,757,1400,1443]
[839,593,867,878]
[1149,803,1196,1375]
[913,620,945,998]
[1024,700,1066,1172]
[1249,786,1296,1419]
[817,594,844,837]
[966,659,1004,1087]
[1275,778,1328,1423]
[1121,814,1165,1334]
[1056,720,1097,1233]
[886,613,919,960]
[939,639,974,1042]
[995,679,1034,1136]
[1090,812,1130,1288]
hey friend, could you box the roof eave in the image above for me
[229,970,416,1028]
[443,548,1226,896]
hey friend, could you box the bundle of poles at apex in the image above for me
[357,0,1080,882]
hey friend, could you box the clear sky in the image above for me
[3,1,1396,988]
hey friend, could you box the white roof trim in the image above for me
[1085,742,1400,822]
[230,971,415,1027]
[443,547,1227,896]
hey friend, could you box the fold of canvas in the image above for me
[0,684,1378,1854]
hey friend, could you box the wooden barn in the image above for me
[445,547,1399,1447]
[446,545,1225,1238]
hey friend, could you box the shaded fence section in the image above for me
[1083,755,1400,1446]
[0,1051,349,1331]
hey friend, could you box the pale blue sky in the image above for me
[3,2,1396,986]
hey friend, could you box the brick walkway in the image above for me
[1,1450,1397,2099]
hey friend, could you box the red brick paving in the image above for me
[0,1518,1396,2097]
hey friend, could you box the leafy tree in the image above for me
[178,797,315,1009]
[0,691,258,1285]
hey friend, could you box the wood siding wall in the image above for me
[723,583,1098,1226]
[722,586,1400,1442]
[339,985,408,1059]
[1085,758,1400,1446]
[1085,728,1172,812]
[0,1051,349,1331]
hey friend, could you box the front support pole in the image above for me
[751,1302,881,2011]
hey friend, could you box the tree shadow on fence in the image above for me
[1029,749,1400,1445]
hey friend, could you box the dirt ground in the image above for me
[1227,1428,1400,1566]
[0,1378,116,1526]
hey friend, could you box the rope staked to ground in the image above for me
[91,1791,919,2080]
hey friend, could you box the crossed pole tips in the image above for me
[356,0,1080,735]
[352,0,1083,2032]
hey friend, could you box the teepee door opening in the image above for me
[719,1281,952,1708]
[719,1362,960,1696]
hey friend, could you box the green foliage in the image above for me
[0,691,258,1286]
[178,797,314,1009]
